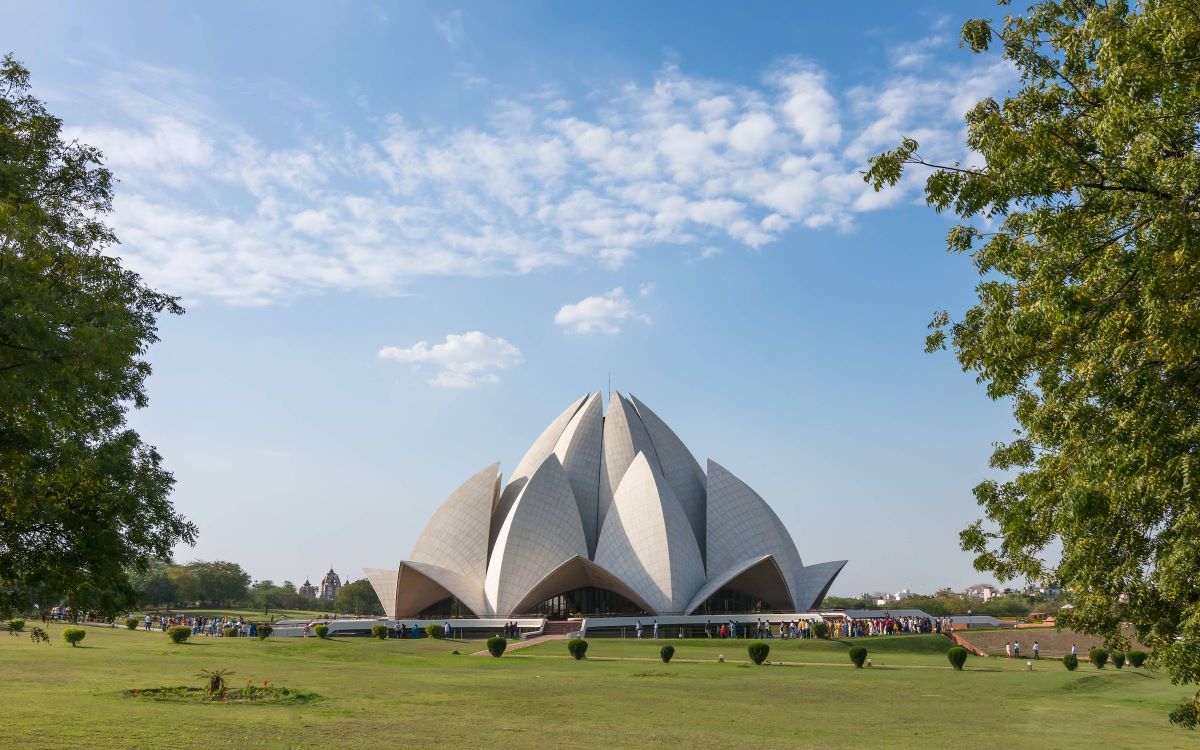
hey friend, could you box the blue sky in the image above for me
[8,0,1022,596]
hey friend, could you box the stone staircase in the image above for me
[539,619,583,637]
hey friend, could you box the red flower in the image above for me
[263,680,268,686]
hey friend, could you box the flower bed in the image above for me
[127,684,318,705]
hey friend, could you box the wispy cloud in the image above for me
[555,287,651,335]
[379,331,523,388]
[63,49,1015,305]
[433,9,465,47]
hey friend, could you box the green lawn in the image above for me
[2,623,1194,749]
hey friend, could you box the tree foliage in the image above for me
[334,579,384,616]
[865,0,1200,721]
[0,54,195,617]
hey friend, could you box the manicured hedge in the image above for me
[426,624,445,639]
[660,644,675,663]
[313,624,329,639]
[567,638,588,660]
[1127,650,1147,667]
[1063,654,1079,670]
[370,624,389,640]
[62,627,86,647]
[811,622,829,639]
[486,636,506,657]
[1113,651,1126,669]
[947,646,968,671]
[849,646,868,668]
[7,618,25,633]
[258,624,273,640]
[1090,647,1108,669]
[224,626,240,638]
[125,618,139,630]
[748,642,770,665]
[167,625,191,644]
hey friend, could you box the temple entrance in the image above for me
[521,586,647,619]
[416,595,475,619]
[692,587,774,615]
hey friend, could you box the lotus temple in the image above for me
[363,391,846,620]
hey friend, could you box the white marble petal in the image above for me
[362,566,399,618]
[594,452,706,613]
[597,393,662,540]
[484,454,589,616]
[394,560,487,617]
[628,393,707,559]
[792,560,849,610]
[409,462,500,583]
[705,459,806,608]
[553,391,604,556]
[682,554,795,614]
[490,394,587,553]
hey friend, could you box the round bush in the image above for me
[486,636,506,657]
[125,617,139,630]
[8,618,25,633]
[811,621,829,639]
[1113,651,1126,669]
[947,646,968,671]
[849,646,868,669]
[62,627,86,647]
[1063,654,1079,670]
[370,624,389,640]
[747,641,770,665]
[567,638,588,660]
[257,624,273,640]
[313,624,329,639]
[1127,650,1147,667]
[167,625,191,644]
[1089,647,1108,669]
[660,644,675,664]
[223,626,240,638]
[425,623,445,639]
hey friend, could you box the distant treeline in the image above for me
[129,560,383,616]
[822,593,1064,618]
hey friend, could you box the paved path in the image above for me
[471,633,563,656]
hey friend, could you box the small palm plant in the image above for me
[196,669,234,695]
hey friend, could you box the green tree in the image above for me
[164,566,200,605]
[866,0,1200,726]
[335,579,384,616]
[187,561,250,606]
[0,54,196,618]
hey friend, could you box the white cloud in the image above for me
[554,287,650,335]
[63,44,1015,305]
[378,331,523,388]
[433,9,465,47]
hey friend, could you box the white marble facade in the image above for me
[365,391,846,617]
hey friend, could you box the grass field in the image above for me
[2,623,1194,749]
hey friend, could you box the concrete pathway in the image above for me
[471,633,564,656]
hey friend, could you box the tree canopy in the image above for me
[335,579,385,617]
[0,54,196,617]
[866,0,1200,726]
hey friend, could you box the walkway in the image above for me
[471,633,564,656]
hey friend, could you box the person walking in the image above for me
[1071,643,1078,657]
[635,619,643,639]
[1005,641,1012,658]
[652,620,659,639]
[1013,640,1021,659]
[1032,640,1040,659]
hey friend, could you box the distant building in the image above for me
[298,579,317,599]
[965,583,999,602]
[318,568,341,601]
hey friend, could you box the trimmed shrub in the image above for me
[660,644,675,664]
[370,624,389,640]
[849,646,868,669]
[425,623,445,639]
[1113,652,1126,669]
[125,617,139,630]
[7,618,25,634]
[947,646,968,671]
[313,624,329,639]
[167,625,191,644]
[1089,647,1108,669]
[811,621,829,639]
[258,624,273,640]
[486,636,506,658]
[1063,654,1079,671]
[1127,650,1147,668]
[224,626,240,638]
[747,641,770,665]
[62,627,86,647]
[567,638,588,660]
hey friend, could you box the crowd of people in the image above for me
[135,613,265,637]
[1003,639,1043,659]
[625,614,956,640]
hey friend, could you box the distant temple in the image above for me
[318,567,342,600]
[298,579,317,599]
